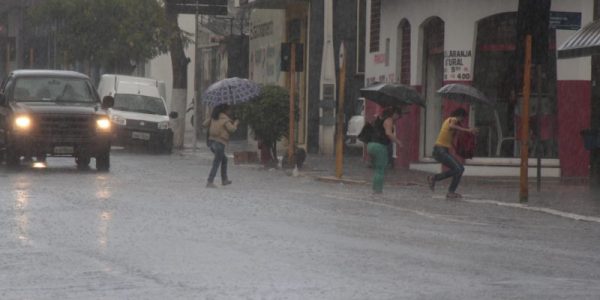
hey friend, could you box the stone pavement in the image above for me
[182,130,600,222]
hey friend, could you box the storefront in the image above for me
[246,1,310,148]
[365,0,593,177]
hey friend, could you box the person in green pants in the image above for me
[367,106,403,194]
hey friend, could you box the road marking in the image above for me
[321,193,491,226]
[460,197,600,224]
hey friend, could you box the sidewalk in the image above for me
[183,132,600,221]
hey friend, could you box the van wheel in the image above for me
[96,150,110,172]
[76,156,91,169]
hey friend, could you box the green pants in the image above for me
[367,142,389,193]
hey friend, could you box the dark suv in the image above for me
[0,70,114,171]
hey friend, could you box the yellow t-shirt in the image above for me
[435,117,458,148]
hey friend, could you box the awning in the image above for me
[236,0,306,9]
[558,19,600,59]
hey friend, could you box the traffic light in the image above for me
[280,43,304,72]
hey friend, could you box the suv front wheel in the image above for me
[76,156,91,169]
[96,149,110,171]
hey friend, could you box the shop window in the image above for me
[356,0,366,73]
[473,12,557,158]
[396,19,410,85]
[369,0,380,52]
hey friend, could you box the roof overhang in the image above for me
[558,19,600,59]
[237,0,307,9]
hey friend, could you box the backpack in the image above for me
[357,122,375,144]
[453,131,476,159]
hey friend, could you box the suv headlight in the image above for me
[96,117,111,131]
[14,115,32,130]
[110,115,126,126]
[158,121,170,130]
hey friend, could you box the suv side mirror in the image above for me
[101,96,114,109]
[169,111,179,119]
[0,93,6,106]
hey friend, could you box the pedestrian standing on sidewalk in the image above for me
[203,104,239,188]
[367,106,403,194]
[427,108,478,199]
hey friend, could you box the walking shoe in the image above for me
[446,192,462,199]
[206,182,217,188]
[427,176,435,191]
[222,180,232,186]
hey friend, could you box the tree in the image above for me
[237,85,297,166]
[28,0,171,72]
[164,0,191,148]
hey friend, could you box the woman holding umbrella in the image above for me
[367,106,404,194]
[427,108,478,199]
[203,104,239,188]
[201,77,261,188]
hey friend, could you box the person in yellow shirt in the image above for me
[427,108,478,199]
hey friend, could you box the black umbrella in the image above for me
[437,83,494,106]
[360,83,425,107]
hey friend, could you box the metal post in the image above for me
[536,65,542,192]
[193,10,200,150]
[520,35,532,203]
[288,44,296,164]
[335,42,346,178]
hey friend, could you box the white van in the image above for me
[97,74,178,153]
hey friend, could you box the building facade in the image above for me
[242,0,365,154]
[365,0,593,178]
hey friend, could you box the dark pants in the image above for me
[432,146,464,193]
[208,141,228,183]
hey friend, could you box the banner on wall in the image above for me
[444,50,472,81]
[249,9,286,85]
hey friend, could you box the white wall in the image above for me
[366,0,594,85]
[368,0,520,86]
[554,0,593,81]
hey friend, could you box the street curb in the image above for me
[315,176,368,185]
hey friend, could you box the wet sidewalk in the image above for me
[183,133,600,221]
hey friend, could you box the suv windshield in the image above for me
[14,77,95,103]
[113,94,167,116]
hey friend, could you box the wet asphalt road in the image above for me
[0,149,599,299]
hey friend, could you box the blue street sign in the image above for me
[550,11,582,30]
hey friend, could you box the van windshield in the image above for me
[113,94,167,116]
[14,77,96,103]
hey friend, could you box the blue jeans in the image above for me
[208,140,228,183]
[432,146,464,193]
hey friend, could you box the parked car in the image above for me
[345,97,365,148]
[97,74,178,153]
[0,70,114,170]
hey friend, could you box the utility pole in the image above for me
[591,0,600,186]
[519,35,532,203]
[517,0,550,201]
[319,0,336,155]
[335,42,346,178]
